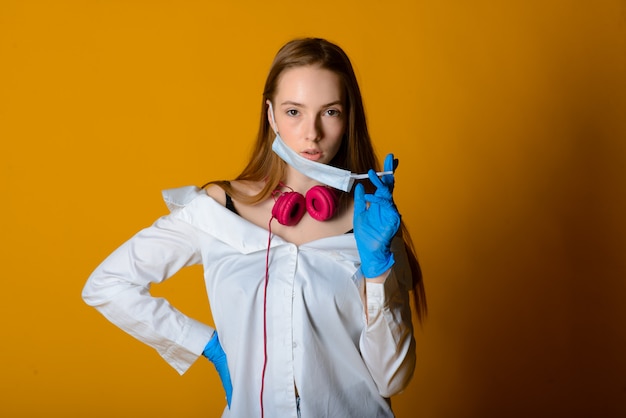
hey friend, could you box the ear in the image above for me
[266,99,277,133]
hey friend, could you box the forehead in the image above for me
[275,65,344,104]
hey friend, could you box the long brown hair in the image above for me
[207,38,426,321]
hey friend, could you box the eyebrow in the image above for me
[280,100,343,108]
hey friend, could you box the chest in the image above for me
[237,197,354,246]
[203,239,360,290]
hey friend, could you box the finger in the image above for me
[353,183,367,215]
[367,168,385,189]
[363,193,395,207]
[368,169,393,200]
[384,153,395,172]
[382,153,397,189]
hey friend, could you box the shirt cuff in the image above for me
[162,317,215,375]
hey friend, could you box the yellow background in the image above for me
[2,1,625,417]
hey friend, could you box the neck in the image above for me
[282,166,324,194]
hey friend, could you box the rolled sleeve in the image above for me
[359,236,416,397]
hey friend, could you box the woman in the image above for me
[82,37,426,417]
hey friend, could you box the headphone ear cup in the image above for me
[306,186,338,221]
[272,191,306,226]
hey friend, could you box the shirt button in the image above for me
[293,342,298,348]
[289,245,296,253]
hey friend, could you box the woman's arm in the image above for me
[352,153,416,396]
[359,237,416,397]
[81,214,214,374]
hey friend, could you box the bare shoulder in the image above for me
[203,180,265,205]
[204,184,226,205]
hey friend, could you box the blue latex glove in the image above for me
[353,153,401,278]
[202,331,232,409]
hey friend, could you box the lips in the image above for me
[300,149,322,162]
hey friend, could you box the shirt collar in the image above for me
[162,186,282,254]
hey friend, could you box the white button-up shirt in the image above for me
[82,186,416,417]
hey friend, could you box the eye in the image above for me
[325,109,342,117]
[286,109,300,117]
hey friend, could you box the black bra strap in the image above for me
[225,192,239,215]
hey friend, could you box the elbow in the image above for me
[378,338,416,397]
[81,268,122,307]
[81,273,101,307]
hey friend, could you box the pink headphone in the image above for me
[271,185,338,226]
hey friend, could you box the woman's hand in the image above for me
[203,331,233,409]
[353,153,401,279]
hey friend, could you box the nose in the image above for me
[303,114,322,142]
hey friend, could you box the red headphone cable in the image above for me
[260,215,274,418]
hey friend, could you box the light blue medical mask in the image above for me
[268,102,391,192]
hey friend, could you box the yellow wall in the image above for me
[1,1,625,417]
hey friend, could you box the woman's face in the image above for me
[268,65,346,165]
